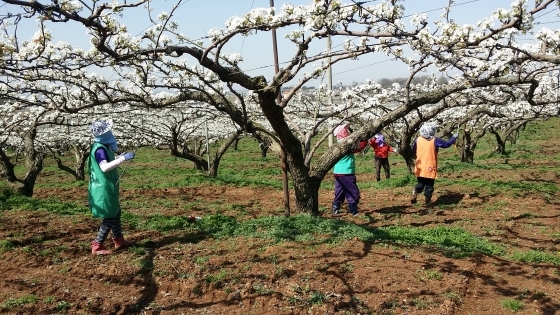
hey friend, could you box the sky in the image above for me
[2,0,559,87]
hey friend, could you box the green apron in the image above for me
[88,142,121,218]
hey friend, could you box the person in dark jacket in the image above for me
[88,120,136,255]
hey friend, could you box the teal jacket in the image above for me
[333,140,367,175]
[333,154,357,175]
[88,142,121,218]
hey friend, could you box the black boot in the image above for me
[332,202,341,215]
[425,196,432,205]
[348,203,359,216]
[411,189,418,204]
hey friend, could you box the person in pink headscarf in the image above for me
[368,133,398,182]
[332,122,368,216]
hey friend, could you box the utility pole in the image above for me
[205,119,210,176]
[327,35,334,147]
[557,70,560,115]
[270,0,290,217]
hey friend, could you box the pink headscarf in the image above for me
[333,123,351,140]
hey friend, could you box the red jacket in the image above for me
[368,139,394,159]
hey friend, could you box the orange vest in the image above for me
[414,137,438,179]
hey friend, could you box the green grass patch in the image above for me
[176,214,506,258]
[501,298,524,312]
[509,250,560,265]
[0,190,86,215]
[0,239,15,253]
[1,295,38,309]
[4,187,559,264]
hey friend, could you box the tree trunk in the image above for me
[488,128,506,155]
[465,145,475,163]
[0,127,45,197]
[172,130,241,178]
[509,129,519,145]
[208,162,218,177]
[258,91,322,214]
[18,157,43,197]
[398,139,415,174]
[74,147,88,181]
[207,130,242,177]
[259,142,269,158]
[291,172,321,214]
[495,135,506,155]
[21,128,44,197]
[0,147,19,192]
[52,145,88,181]
[460,130,472,163]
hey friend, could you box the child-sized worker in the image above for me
[332,122,368,216]
[89,120,136,255]
[368,133,398,182]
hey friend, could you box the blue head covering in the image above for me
[419,122,437,139]
[375,133,385,147]
[90,121,118,151]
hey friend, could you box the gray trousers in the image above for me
[95,211,123,243]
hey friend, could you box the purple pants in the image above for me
[333,174,360,205]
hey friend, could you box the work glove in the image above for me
[120,152,135,161]
[452,133,458,138]
[392,148,398,153]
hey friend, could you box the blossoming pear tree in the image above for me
[1,0,558,213]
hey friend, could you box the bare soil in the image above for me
[1,149,560,314]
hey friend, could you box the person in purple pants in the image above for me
[331,122,367,216]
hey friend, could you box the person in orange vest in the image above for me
[368,133,398,182]
[411,122,457,205]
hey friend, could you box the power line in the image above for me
[534,8,556,19]
[239,0,255,53]
[535,21,559,25]
[332,58,393,76]
[402,0,481,19]
[189,1,206,37]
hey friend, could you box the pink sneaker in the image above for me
[112,236,135,250]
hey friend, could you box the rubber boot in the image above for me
[425,196,432,206]
[91,241,112,256]
[332,202,341,215]
[112,236,135,251]
[411,189,418,204]
[348,203,359,216]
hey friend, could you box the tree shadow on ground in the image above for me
[433,192,465,206]
[11,209,556,315]
[374,205,408,214]
[508,212,560,221]
[117,229,217,314]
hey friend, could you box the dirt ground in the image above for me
[2,162,560,315]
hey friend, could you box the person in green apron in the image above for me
[88,120,136,255]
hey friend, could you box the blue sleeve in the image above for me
[434,136,457,149]
[94,148,109,164]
